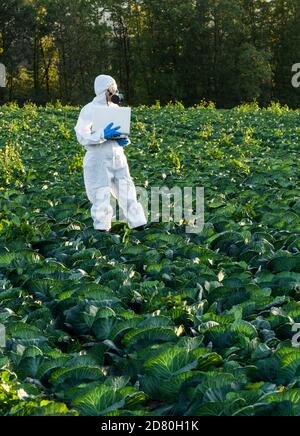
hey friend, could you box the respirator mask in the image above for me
[107,84,124,105]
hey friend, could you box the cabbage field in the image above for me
[0,101,300,416]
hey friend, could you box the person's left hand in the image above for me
[116,137,130,147]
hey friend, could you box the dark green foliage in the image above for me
[0,103,300,415]
[0,0,300,107]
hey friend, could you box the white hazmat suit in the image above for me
[75,75,147,231]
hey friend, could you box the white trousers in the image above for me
[83,142,147,231]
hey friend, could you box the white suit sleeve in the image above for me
[74,109,106,146]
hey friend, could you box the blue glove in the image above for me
[104,122,121,140]
[116,137,130,147]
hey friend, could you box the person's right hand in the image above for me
[104,122,121,140]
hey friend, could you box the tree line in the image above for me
[0,0,299,107]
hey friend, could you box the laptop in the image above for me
[91,106,131,139]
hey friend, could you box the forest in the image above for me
[0,0,300,107]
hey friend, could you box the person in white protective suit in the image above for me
[74,74,147,232]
